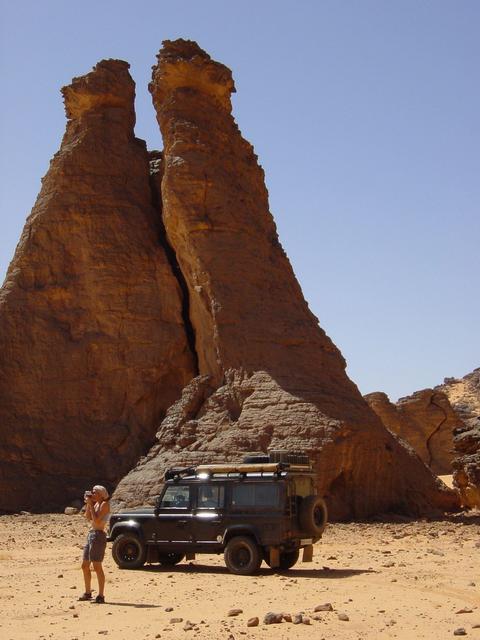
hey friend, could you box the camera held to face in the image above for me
[84,491,93,500]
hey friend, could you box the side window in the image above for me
[231,483,280,508]
[160,485,190,508]
[198,484,224,509]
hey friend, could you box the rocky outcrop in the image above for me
[112,40,459,519]
[0,60,195,512]
[365,389,462,475]
[437,370,480,508]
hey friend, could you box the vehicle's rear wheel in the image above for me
[112,533,146,569]
[158,552,185,566]
[299,495,328,536]
[224,536,262,575]
[264,549,300,570]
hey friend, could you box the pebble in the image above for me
[165,607,174,612]
[170,618,183,624]
[454,629,467,636]
[292,614,303,624]
[183,621,195,631]
[456,608,473,614]
[247,617,259,627]
[302,616,311,625]
[338,613,350,621]
[228,608,243,616]
[314,603,333,612]
[263,612,283,625]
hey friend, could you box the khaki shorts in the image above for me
[83,530,107,563]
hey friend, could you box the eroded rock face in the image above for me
[365,390,461,475]
[0,60,195,512]
[112,40,459,519]
[437,370,480,508]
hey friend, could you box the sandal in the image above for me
[78,592,92,601]
[91,595,105,604]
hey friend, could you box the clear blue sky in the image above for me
[1,0,478,401]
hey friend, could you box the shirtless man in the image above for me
[79,485,110,604]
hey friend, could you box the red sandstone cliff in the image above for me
[0,60,195,511]
[112,41,458,519]
[437,370,480,508]
[365,370,480,509]
[364,389,461,475]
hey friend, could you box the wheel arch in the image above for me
[109,522,144,541]
[222,526,261,546]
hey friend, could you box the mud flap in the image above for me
[302,545,313,562]
[269,548,280,568]
[186,552,196,560]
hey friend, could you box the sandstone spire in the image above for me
[0,60,195,511]
[113,41,458,518]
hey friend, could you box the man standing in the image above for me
[79,485,110,604]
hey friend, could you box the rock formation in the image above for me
[0,60,195,512]
[112,40,458,519]
[364,389,462,475]
[437,370,480,508]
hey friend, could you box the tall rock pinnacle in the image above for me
[0,60,195,511]
[113,41,459,518]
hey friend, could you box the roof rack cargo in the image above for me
[268,450,311,466]
[164,466,196,481]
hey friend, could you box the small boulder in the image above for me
[247,617,259,627]
[263,612,283,625]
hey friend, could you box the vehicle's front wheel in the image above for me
[224,536,262,575]
[264,549,300,570]
[112,533,146,569]
[158,552,185,566]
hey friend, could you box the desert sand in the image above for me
[1,497,479,640]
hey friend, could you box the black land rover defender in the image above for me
[108,451,327,575]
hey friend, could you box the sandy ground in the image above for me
[1,508,479,640]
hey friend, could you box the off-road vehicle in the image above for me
[108,451,328,575]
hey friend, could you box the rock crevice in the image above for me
[148,151,199,376]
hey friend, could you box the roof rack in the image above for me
[163,461,312,482]
[195,462,312,476]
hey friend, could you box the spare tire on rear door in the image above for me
[299,495,328,536]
